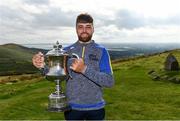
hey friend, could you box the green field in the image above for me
[0,49,180,120]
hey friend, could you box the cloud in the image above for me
[0,0,180,44]
[0,5,33,32]
[100,9,180,30]
[149,15,180,26]
[0,4,77,33]
[23,0,50,5]
[0,5,25,22]
[95,9,146,30]
[31,7,77,29]
[168,15,180,25]
[114,9,146,30]
[0,1,77,30]
[0,4,77,44]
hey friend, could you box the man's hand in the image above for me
[32,52,45,69]
[70,58,87,73]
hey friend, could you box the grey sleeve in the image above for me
[83,66,114,88]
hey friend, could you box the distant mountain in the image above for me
[0,43,47,76]
[0,43,47,61]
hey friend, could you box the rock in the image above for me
[152,75,160,80]
[168,77,176,82]
[148,70,155,74]
[174,77,180,84]
[164,53,179,71]
[161,75,168,80]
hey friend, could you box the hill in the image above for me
[0,43,47,75]
[0,48,180,120]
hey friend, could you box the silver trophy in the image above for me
[45,41,79,112]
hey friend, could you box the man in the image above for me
[32,13,114,120]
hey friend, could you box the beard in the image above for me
[78,33,92,42]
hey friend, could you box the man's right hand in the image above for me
[32,52,45,69]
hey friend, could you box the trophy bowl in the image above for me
[45,55,68,81]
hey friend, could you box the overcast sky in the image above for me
[0,0,180,44]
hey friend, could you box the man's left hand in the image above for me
[70,58,87,73]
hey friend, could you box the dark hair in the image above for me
[76,13,93,25]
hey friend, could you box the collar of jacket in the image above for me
[77,40,94,46]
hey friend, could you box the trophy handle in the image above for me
[66,53,79,79]
[70,53,79,59]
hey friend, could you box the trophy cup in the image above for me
[45,41,79,112]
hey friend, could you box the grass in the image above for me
[105,67,180,120]
[0,78,65,120]
[0,49,180,120]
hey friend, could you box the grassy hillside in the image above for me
[106,49,180,119]
[0,48,180,120]
[0,43,35,60]
[0,43,46,75]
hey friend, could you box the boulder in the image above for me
[164,53,179,71]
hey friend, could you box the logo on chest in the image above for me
[89,54,99,61]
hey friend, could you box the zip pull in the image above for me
[82,46,85,61]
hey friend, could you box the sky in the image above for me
[0,0,180,44]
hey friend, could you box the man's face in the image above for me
[76,23,94,42]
